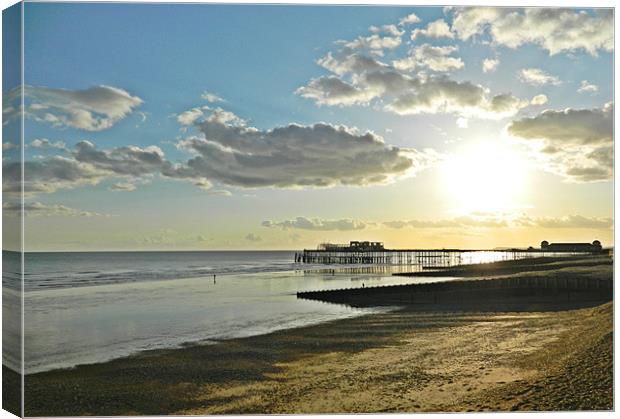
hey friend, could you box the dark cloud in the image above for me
[3,201,107,217]
[4,85,143,131]
[176,114,434,188]
[507,103,613,182]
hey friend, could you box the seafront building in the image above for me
[540,240,602,252]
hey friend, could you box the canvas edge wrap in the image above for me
[2,1,24,417]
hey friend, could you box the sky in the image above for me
[2,2,614,251]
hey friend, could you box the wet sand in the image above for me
[21,256,613,415]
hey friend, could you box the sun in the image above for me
[441,141,529,214]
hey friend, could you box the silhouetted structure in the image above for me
[541,240,602,252]
[319,241,384,252]
[295,240,605,265]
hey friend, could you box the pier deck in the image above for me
[295,248,597,267]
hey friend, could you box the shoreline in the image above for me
[18,255,614,415]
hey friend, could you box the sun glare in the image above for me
[441,142,529,214]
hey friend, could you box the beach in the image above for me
[19,255,612,415]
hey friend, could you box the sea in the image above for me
[3,249,547,374]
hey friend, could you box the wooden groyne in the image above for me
[296,275,612,310]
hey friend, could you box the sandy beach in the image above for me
[21,255,613,415]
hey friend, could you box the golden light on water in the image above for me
[441,142,529,214]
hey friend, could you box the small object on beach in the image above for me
[213,274,216,284]
[362,283,365,288]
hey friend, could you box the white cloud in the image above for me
[262,213,613,232]
[578,80,599,94]
[262,217,367,231]
[317,52,387,76]
[298,20,528,120]
[530,94,548,106]
[201,91,225,103]
[482,58,499,73]
[393,44,464,73]
[411,19,454,40]
[399,13,421,26]
[369,24,403,37]
[451,7,613,56]
[30,138,67,150]
[518,68,561,86]
[344,34,402,56]
[507,103,613,182]
[384,213,612,230]
[514,214,612,229]
[177,107,205,125]
[11,85,143,131]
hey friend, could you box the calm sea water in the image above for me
[4,251,462,374]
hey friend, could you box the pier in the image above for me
[294,240,604,267]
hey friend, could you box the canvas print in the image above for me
[1,1,614,416]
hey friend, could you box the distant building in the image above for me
[319,241,384,251]
[349,241,384,251]
[540,240,602,252]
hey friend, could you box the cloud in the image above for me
[109,182,137,192]
[3,140,177,195]
[3,156,105,195]
[206,189,232,196]
[11,85,143,131]
[507,103,613,182]
[245,233,263,242]
[261,212,612,233]
[296,76,377,106]
[176,109,435,188]
[393,44,464,72]
[262,217,367,231]
[386,77,528,119]
[342,26,403,56]
[399,13,421,25]
[411,19,454,40]
[73,140,169,177]
[140,228,178,245]
[2,201,107,217]
[451,7,613,56]
[6,98,438,196]
[369,24,403,37]
[384,213,613,230]
[384,215,507,229]
[298,21,529,120]
[507,104,612,145]
[30,138,67,150]
[578,80,599,94]
[530,94,548,106]
[201,91,225,103]
[317,52,387,76]
[2,142,18,151]
[482,58,499,73]
[518,68,561,86]
[177,107,205,125]
[514,214,613,229]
